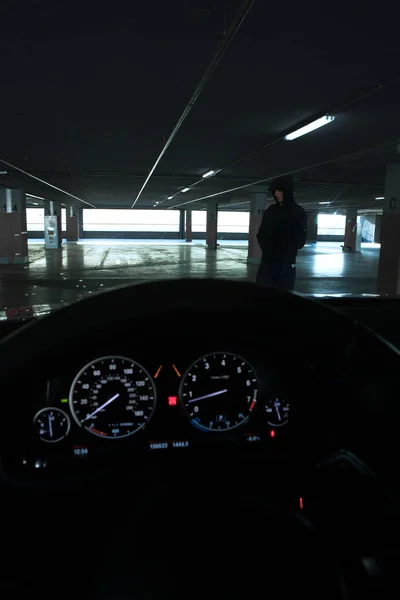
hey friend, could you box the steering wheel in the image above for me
[0,279,398,600]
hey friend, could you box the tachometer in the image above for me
[180,352,259,431]
[69,356,156,439]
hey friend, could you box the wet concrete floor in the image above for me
[0,240,381,314]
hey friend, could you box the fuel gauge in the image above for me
[33,407,71,443]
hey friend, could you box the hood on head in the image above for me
[268,175,294,203]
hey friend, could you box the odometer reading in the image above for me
[180,352,259,431]
[69,356,156,439]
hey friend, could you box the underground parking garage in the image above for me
[0,196,386,314]
[0,0,399,316]
[1,5,400,599]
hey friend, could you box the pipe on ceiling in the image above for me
[0,158,96,208]
[131,0,256,208]
[169,139,395,209]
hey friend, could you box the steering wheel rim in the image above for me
[0,277,381,363]
[0,278,397,479]
[0,278,397,446]
[0,279,398,600]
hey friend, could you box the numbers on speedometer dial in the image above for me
[69,356,156,439]
[180,352,259,432]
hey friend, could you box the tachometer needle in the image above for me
[48,414,53,438]
[82,393,120,422]
[188,389,228,403]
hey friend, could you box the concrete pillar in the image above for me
[356,215,363,251]
[377,164,400,295]
[0,189,28,264]
[66,206,80,242]
[5,188,13,213]
[44,200,62,249]
[247,193,266,264]
[374,214,382,243]
[306,213,318,243]
[343,207,360,252]
[78,208,84,239]
[179,209,185,239]
[185,209,192,242]
[206,202,218,249]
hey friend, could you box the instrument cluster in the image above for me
[26,348,315,466]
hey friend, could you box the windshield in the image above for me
[0,1,398,319]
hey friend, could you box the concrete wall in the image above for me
[28,230,348,242]
[317,234,344,242]
[27,231,248,240]
[29,230,67,239]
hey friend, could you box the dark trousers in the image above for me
[256,260,296,292]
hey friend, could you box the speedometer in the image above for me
[180,352,259,431]
[69,356,156,439]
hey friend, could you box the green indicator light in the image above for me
[61,398,68,404]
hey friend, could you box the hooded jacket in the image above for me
[256,175,307,266]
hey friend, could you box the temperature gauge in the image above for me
[33,407,71,443]
[265,395,290,427]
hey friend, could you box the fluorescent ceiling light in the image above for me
[285,115,335,141]
[167,196,173,200]
[202,170,215,179]
[182,187,190,193]
[319,201,330,204]
[26,193,45,200]
[375,196,384,200]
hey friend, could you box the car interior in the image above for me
[2,1,400,598]
[0,278,399,599]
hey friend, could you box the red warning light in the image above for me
[270,429,275,438]
[168,396,178,406]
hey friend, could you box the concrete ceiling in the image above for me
[1,0,398,212]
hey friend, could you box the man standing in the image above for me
[256,175,307,291]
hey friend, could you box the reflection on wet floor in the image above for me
[0,240,380,314]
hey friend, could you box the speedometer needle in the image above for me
[82,393,120,422]
[188,389,228,403]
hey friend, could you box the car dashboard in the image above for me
[1,280,400,600]
[1,278,396,491]
[17,340,321,475]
